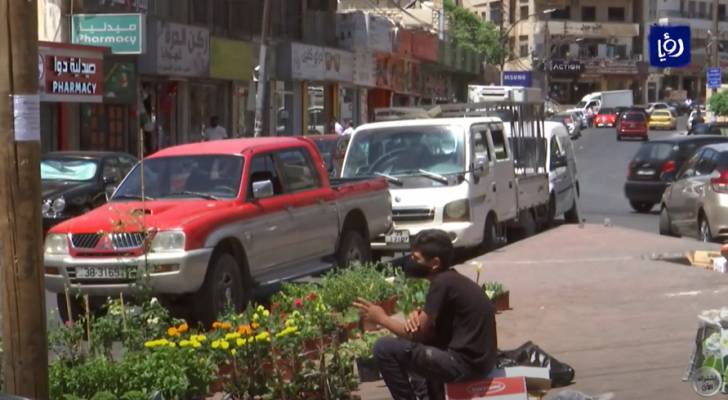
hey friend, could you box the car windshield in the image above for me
[41,159,98,181]
[342,125,465,181]
[112,155,244,201]
[575,101,587,108]
[624,112,646,121]
[634,143,674,162]
[599,108,616,114]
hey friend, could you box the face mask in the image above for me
[402,258,433,279]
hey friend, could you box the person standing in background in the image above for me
[335,120,344,135]
[203,116,228,141]
[343,120,355,136]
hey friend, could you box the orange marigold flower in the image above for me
[237,325,252,335]
[251,322,260,330]
[212,321,222,330]
[178,322,189,333]
[167,327,180,337]
[220,322,232,330]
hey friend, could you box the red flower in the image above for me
[270,302,281,311]
[305,292,317,301]
[293,298,304,308]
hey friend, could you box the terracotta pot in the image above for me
[491,291,510,312]
[210,363,234,394]
[338,321,359,341]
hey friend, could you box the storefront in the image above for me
[209,37,256,137]
[275,42,355,136]
[38,41,106,153]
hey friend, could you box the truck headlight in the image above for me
[444,199,470,222]
[44,233,69,255]
[151,231,186,252]
[51,197,66,214]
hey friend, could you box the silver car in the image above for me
[660,142,728,242]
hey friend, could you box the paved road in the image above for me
[575,116,687,234]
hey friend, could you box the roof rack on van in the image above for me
[373,103,508,121]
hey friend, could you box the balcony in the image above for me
[538,21,639,38]
[657,16,728,40]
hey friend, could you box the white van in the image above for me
[545,121,580,223]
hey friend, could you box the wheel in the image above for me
[630,201,654,213]
[480,214,498,252]
[699,214,714,243]
[564,197,580,223]
[336,230,371,267]
[659,206,676,236]
[195,252,250,327]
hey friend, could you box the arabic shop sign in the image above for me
[156,21,209,77]
[290,43,353,82]
[38,44,104,103]
[72,14,145,54]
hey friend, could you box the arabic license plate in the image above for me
[75,266,136,280]
[385,230,410,244]
[637,169,655,176]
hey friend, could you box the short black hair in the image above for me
[411,229,454,269]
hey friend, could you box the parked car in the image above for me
[668,101,690,116]
[566,109,588,129]
[309,135,350,177]
[41,152,137,232]
[660,142,728,242]
[648,110,677,130]
[594,107,618,128]
[617,110,648,141]
[548,112,581,139]
[688,122,728,136]
[44,137,393,323]
[624,136,728,213]
[545,121,580,223]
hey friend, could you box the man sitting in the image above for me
[354,229,498,400]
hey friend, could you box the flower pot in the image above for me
[210,363,234,394]
[356,357,381,382]
[491,291,510,312]
[338,321,359,341]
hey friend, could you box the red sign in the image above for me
[446,377,527,400]
[412,32,439,62]
[38,42,104,103]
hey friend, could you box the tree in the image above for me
[709,90,728,116]
[444,0,507,65]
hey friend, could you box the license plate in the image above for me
[637,169,655,176]
[75,266,136,280]
[385,230,410,244]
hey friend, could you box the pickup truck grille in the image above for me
[392,208,435,223]
[71,233,146,250]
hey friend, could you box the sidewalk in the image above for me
[358,224,721,399]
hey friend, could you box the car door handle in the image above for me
[492,182,497,192]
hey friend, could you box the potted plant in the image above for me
[482,281,509,312]
[341,330,390,383]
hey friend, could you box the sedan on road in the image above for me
[660,142,728,242]
[548,112,581,139]
[616,111,648,141]
[648,110,677,130]
[646,102,676,116]
[42,151,137,232]
[624,136,728,213]
[594,108,618,128]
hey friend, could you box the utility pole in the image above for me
[254,0,271,137]
[543,13,550,97]
[712,0,720,96]
[0,0,49,399]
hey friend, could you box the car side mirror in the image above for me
[474,155,489,177]
[103,175,117,184]
[252,180,274,200]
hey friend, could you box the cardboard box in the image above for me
[488,366,551,392]
[446,377,528,400]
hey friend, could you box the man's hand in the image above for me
[405,308,423,334]
[353,298,387,325]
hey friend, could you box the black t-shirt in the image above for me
[424,269,497,372]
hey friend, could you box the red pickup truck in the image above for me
[44,137,392,323]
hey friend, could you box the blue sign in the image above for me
[708,67,722,89]
[649,25,691,68]
[502,71,532,87]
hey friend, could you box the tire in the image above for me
[336,230,371,267]
[195,252,250,327]
[699,214,714,243]
[564,197,580,224]
[630,201,654,213]
[480,214,498,252]
[659,206,676,236]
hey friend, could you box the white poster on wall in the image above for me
[291,43,353,83]
[157,21,209,77]
[353,49,376,87]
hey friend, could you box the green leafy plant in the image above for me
[710,90,728,117]
[341,330,391,360]
[482,281,506,299]
[319,263,398,312]
[397,277,430,316]
[444,0,505,64]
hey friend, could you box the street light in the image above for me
[499,8,557,84]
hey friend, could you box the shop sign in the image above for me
[38,43,104,103]
[584,59,638,75]
[210,37,254,81]
[71,14,145,54]
[156,21,209,77]
[291,43,353,82]
[353,49,376,87]
[502,71,532,87]
[412,32,438,62]
[104,61,136,104]
[549,60,584,75]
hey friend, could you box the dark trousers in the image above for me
[373,336,481,400]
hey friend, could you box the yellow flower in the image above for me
[230,349,237,355]
[255,331,270,341]
[285,318,296,327]
[144,340,156,348]
[212,340,221,349]
[168,342,176,348]
[220,340,230,350]
[251,322,260,330]
[236,338,246,347]
[225,332,241,340]
[192,334,207,342]
[192,341,201,349]
[179,340,191,348]
[252,313,259,321]
[256,305,265,313]
[262,309,270,318]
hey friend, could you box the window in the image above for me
[710,3,714,18]
[688,1,696,15]
[720,4,726,20]
[551,7,570,19]
[277,148,321,192]
[549,137,563,170]
[696,149,718,175]
[190,0,209,25]
[581,6,596,21]
[118,157,137,177]
[481,11,487,20]
[608,7,625,21]
[519,35,529,57]
[249,154,284,198]
[102,158,122,183]
[520,5,529,19]
[699,1,707,17]
[471,125,492,161]
[607,44,628,59]
[489,129,509,160]
[213,0,229,33]
[490,2,502,25]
